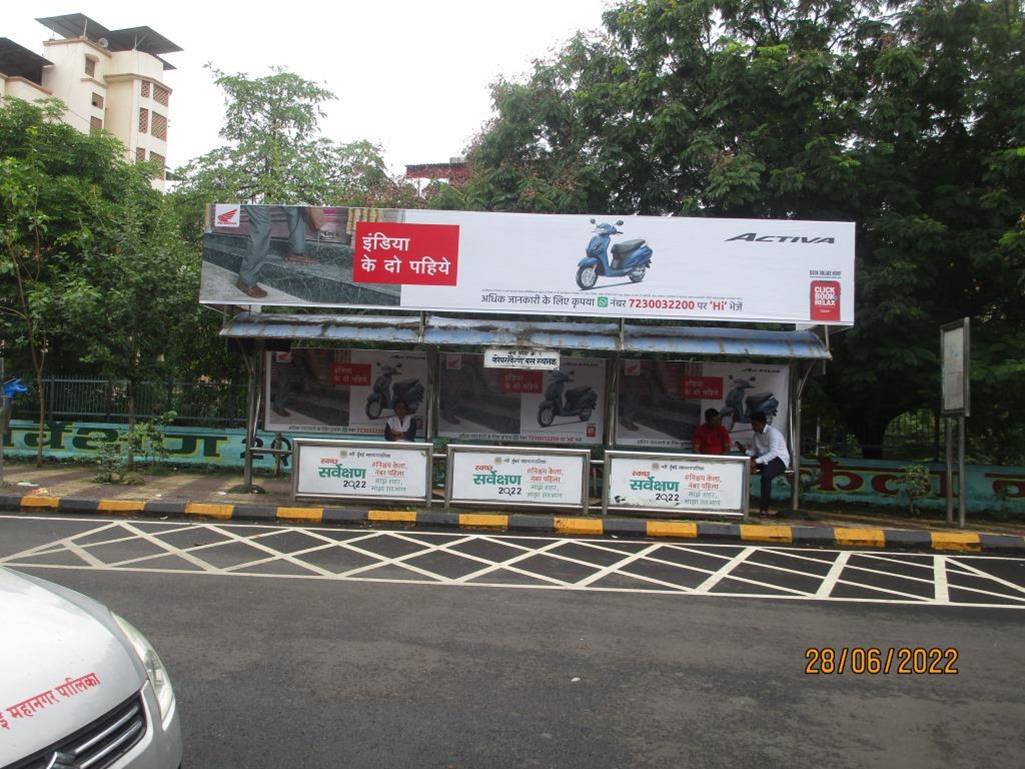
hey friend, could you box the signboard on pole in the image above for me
[941,318,970,417]
[293,439,432,503]
[202,205,855,325]
[483,348,561,370]
[603,450,749,517]
[446,445,590,511]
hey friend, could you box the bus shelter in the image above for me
[202,203,852,518]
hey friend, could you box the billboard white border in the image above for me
[292,438,433,505]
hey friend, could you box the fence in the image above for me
[802,409,941,462]
[11,378,248,427]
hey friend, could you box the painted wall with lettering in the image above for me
[4,420,1025,515]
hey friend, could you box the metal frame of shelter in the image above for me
[220,311,833,513]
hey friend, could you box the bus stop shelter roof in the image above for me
[221,312,830,360]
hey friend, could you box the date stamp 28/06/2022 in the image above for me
[805,647,959,675]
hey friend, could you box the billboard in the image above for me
[202,205,855,325]
[617,361,789,450]
[264,349,428,438]
[439,354,606,445]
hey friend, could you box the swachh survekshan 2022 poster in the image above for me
[202,204,855,325]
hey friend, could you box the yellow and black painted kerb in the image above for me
[0,493,1022,555]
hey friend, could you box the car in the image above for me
[0,567,182,769]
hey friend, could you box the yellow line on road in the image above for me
[20,496,60,509]
[368,510,417,523]
[459,513,509,529]
[184,502,234,519]
[554,517,603,535]
[834,527,886,548]
[276,506,324,523]
[930,531,981,552]
[97,499,146,513]
[740,524,793,543]
[645,521,698,539]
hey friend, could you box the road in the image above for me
[3,514,1024,768]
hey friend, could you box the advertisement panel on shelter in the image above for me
[617,361,789,450]
[202,205,855,325]
[265,348,428,437]
[449,449,587,508]
[295,441,429,501]
[606,453,747,515]
[438,354,605,445]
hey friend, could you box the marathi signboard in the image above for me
[439,354,606,445]
[941,318,970,417]
[202,205,855,325]
[618,361,789,449]
[603,450,749,516]
[293,439,431,502]
[483,348,561,370]
[265,349,427,437]
[446,446,590,510]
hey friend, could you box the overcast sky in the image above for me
[10,0,611,173]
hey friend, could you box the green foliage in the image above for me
[92,411,176,484]
[464,0,1025,460]
[897,463,934,516]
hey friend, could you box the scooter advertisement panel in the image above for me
[439,355,605,445]
[203,205,855,325]
[265,348,428,437]
[617,361,789,449]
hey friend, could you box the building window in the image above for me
[149,152,166,179]
[84,56,96,77]
[91,92,104,109]
[90,116,102,133]
[138,108,149,133]
[141,80,151,97]
[151,112,167,141]
[136,147,146,162]
[153,84,169,107]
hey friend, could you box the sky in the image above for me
[9,0,612,173]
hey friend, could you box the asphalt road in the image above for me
[4,515,1025,768]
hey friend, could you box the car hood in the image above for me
[0,568,143,765]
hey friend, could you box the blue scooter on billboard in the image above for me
[537,371,598,427]
[718,376,779,431]
[576,219,653,290]
[365,363,424,419]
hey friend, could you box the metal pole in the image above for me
[958,415,967,528]
[791,363,801,513]
[945,417,954,524]
[242,343,262,491]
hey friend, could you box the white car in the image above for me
[0,568,182,769]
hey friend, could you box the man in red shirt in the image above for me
[692,408,733,454]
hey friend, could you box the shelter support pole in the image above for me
[242,340,264,492]
[945,418,954,524]
[958,415,967,528]
[791,362,814,513]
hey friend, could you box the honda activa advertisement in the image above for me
[439,355,606,445]
[202,205,855,325]
[265,349,428,437]
[617,361,789,449]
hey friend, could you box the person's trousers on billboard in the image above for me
[239,205,307,288]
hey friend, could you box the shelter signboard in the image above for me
[202,205,855,325]
[446,446,590,510]
[293,439,431,502]
[603,451,749,516]
[617,361,789,450]
[439,354,605,445]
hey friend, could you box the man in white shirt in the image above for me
[737,411,790,515]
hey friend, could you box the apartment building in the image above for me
[0,13,180,190]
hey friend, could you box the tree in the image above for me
[462,0,1025,459]
[0,98,154,464]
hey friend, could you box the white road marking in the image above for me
[1,515,1023,609]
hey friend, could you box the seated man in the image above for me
[385,400,418,442]
[736,411,790,515]
[691,408,732,454]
